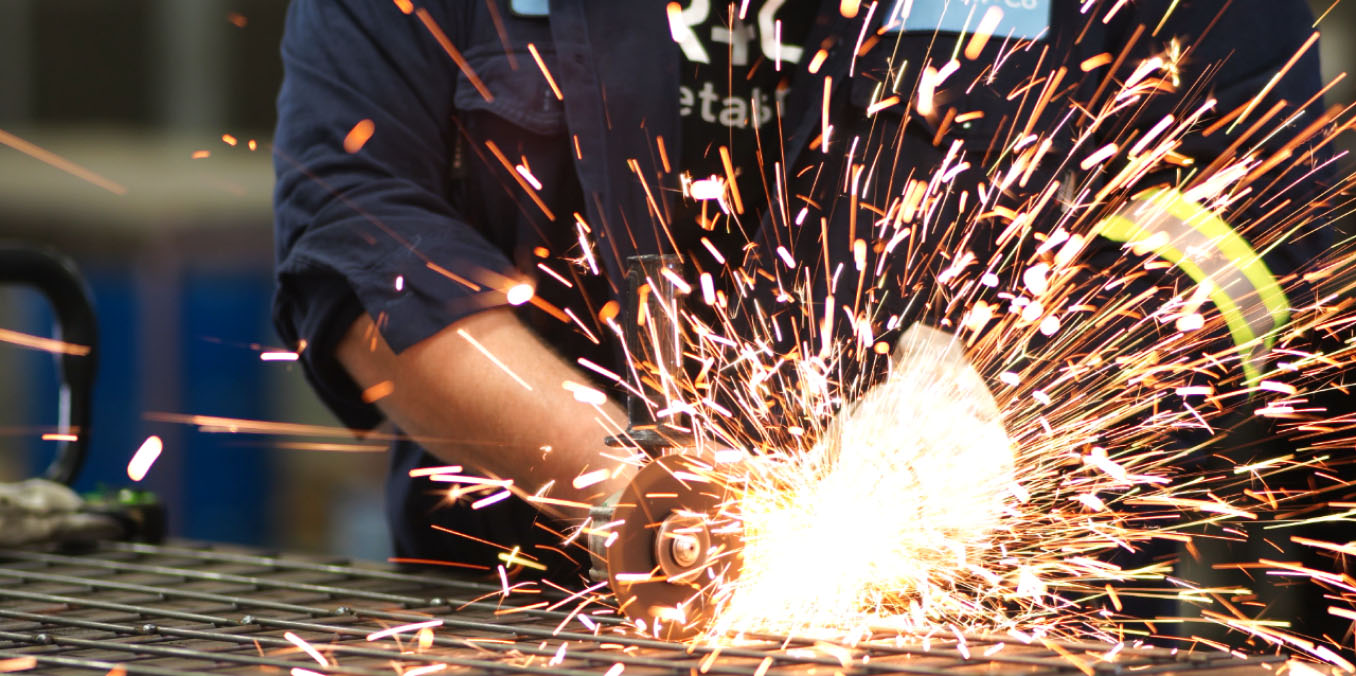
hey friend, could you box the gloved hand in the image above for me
[0,478,121,547]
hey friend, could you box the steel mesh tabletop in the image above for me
[0,542,1286,675]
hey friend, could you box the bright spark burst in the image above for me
[554,9,1356,666]
[140,4,1356,671]
[710,325,1018,637]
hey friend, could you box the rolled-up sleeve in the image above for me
[272,0,515,428]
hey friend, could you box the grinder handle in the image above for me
[0,243,98,486]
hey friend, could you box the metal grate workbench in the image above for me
[0,542,1289,675]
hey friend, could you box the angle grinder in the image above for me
[585,256,1009,641]
[580,255,742,640]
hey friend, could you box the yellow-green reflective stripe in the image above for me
[1098,214,1265,384]
[1150,190,1290,331]
[1095,189,1290,384]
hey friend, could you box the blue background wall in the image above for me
[8,267,279,546]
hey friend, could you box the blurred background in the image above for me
[0,1,385,558]
[0,1,1352,560]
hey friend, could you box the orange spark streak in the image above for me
[1292,536,1356,557]
[409,465,463,477]
[284,631,329,667]
[456,328,534,391]
[572,468,610,489]
[42,433,78,442]
[0,128,126,195]
[1080,143,1118,170]
[719,146,744,214]
[1230,31,1319,132]
[472,489,512,510]
[0,657,36,673]
[404,665,449,676]
[415,9,493,102]
[808,49,829,74]
[146,412,400,439]
[366,619,442,642]
[0,327,91,356]
[344,119,375,153]
[426,261,481,291]
[485,140,555,220]
[127,436,163,482]
[954,109,987,124]
[498,548,547,570]
[428,474,510,487]
[524,495,594,509]
[822,76,834,150]
[431,525,515,553]
[361,380,395,403]
[388,557,491,571]
[273,442,386,452]
[964,7,1004,60]
[507,282,535,305]
[866,95,900,117]
[1128,496,1257,519]
[527,43,564,100]
[1081,53,1112,72]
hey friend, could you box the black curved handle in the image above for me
[0,244,98,485]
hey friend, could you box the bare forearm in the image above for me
[336,309,632,517]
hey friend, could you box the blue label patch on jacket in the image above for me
[509,0,549,18]
[885,0,1052,41]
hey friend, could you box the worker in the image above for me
[272,1,1332,576]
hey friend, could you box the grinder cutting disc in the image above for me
[604,454,742,641]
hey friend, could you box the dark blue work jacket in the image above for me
[273,0,1329,574]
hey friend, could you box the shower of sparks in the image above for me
[524,3,1356,666]
[118,2,1356,671]
[708,325,1020,638]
